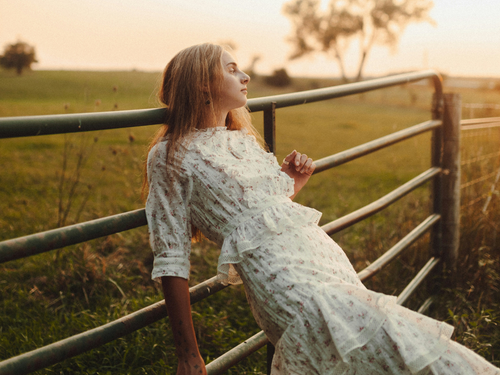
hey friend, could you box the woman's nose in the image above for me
[242,73,250,84]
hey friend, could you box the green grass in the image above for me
[1,69,499,373]
[0,69,161,116]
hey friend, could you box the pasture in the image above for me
[1,68,499,373]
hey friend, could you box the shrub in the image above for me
[265,68,292,87]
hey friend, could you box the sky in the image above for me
[1,0,500,79]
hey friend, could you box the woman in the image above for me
[144,43,499,374]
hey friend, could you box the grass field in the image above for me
[1,68,499,373]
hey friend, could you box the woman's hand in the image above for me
[281,150,316,200]
[176,354,207,375]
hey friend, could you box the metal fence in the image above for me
[460,117,500,214]
[0,70,462,374]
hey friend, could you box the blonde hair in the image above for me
[142,43,263,240]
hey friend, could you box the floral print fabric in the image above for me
[234,224,499,374]
[146,126,318,284]
[146,127,500,374]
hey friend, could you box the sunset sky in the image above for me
[1,0,499,79]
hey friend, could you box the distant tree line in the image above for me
[0,41,38,75]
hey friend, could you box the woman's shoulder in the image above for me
[149,127,252,161]
[192,126,247,138]
[188,127,251,146]
[147,138,188,171]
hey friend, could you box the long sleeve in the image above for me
[145,143,193,280]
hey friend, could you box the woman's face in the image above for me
[217,51,250,113]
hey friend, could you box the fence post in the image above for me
[430,92,443,291]
[441,93,462,276]
[263,102,276,153]
[263,101,276,374]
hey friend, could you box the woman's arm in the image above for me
[281,150,316,200]
[161,276,207,375]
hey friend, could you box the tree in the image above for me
[283,0,434,82]
[0,41,38,75]
[265,68,292,87]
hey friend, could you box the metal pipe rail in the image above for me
[417,296,436,315]
[249,70,442,111]
[321,167,441,235]
[0,209,147,264]
[461,117,500,131]
[314,120,442,173]
[0,70,442,139]
[206,331,269,375]
[0,108,166,139]
[396,257,441,306]
[357,214,441,282]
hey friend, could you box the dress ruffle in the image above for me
[218,201,322,285]
[232,224,459,374]
[271,289,455,374]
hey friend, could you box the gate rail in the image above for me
[0,70,462,375]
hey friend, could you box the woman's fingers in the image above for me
[300,154,308,171]
[301,158,315,174]
[291,152,315,174]
[282,150,297,168]
[284,150,297,163]
[283,150,315,174]
[300,157,314,173]
[292,152,303,168]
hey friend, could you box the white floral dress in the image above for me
[146,127,499,374]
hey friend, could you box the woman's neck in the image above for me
[211,110,228,128]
